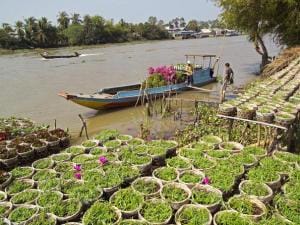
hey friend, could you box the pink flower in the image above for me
[148,67,155,74]
[202,176,210,185]
[73,164,81,171]
[74,173,81,180]
[99,156,108,165]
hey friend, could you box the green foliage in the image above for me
[9,206,37,223]
[192,187,222,205]
[161,184,189,202]
[10,189,39,204]
[215,210,254,225]
[11,167,33,179]
[177,206,210,225]
[83,201,120,225]
[140,200,172,223]
[132,178,160,195]
[110,188,144,211]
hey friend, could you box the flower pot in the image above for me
[272,150,300,167]
[191,184,223,213]
[178,170,205,189]
[109,188,144,218]
[51,153,72,162]
[0,171,12,189]
[237,106,255,119]
[0,191,7,202]
[132,177,162,199]
[12,166,35,180]
[0,201,13,218]
[8,204,39,225]
[152,167,179,184]
[138,199,172,225]
[275,112,296,127]
[5,179,35,196]
[166,156,192,172]
[24,213,57,225]
[31,140,48,158]
[117,135,133,144]
[218,104,236,116]
[213,210,253,225]
[219,142,244,153]
[201,135,222,149]
[52,199,83,223]
[16,144,35,162]
[10,189,41,206]
[0,154,18,169]
[81,140,99,151]
[32,158,54,170]
[175,204,212,225]
[256,110,275,123]
[0,218,11,225]
[239,180,273,203]
[160,182,191,210]
[228,195,267,221]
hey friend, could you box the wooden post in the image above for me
[54,119,57,129]
[257,125,261,146]
[78,114,89,140]
[228,119,234,141]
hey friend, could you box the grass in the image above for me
[176,205,210,225]
[110,188,143,211]
[154,167,178,181]
[132,178,160,195]
[140,200,172,223]
[161,184,189,202]
[192,187,221,205]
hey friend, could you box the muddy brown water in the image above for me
[0,36,280,142]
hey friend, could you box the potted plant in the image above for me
[205,169,235,195]
[11,166,35,179]
[16,144,34,161]
[192,156,216,171]
[126,138,144,147]
[8,204,39,224]
[5,179,34,196]
[81,140,98,150]
[54,161,73,173]
[138,199,172,225]
[247,167,282,191]
[32,169,57,182]
[0,202,12,218]
[201,135,222,149]
[37,191,63,208]
[49,128,70,148]
[257,214,294,225]
[191,184,222,213]
[228,195,267,220]
[274,195,300,224]
[103,164,140,184]
[166,156,191,171]
[0,149,18,168]
[160,182,191,210]
[64,146,86,156]
[110,188,144,217]
[91,173,122,195]
[51,153,72,162]
[93,129,120,144]
[0,191,7,202]
[0,218,11,225]
[219,142,244,152]
[256,106,275,123]
[178,147,204,161]
[31,140,48,157]
[119,151,152,174]
[147,140,178,156]
[153,167,179,183]
[147,146,167,163]
[132,177,162,199]
[179,170,205,188]
[239,180,273,203]
[104,140,122,151]
[82,201,121,225]
[24,211,57,225]
[275,112,295,126]
[206,150,232,160]
[243,146,267,159]
[259,157,292,178]
[213,210,254,225]
[281,181,300,202]
[89,147,106,156]
[47,198,82,222]
[117,135,133,143]
[175,204,212,225]
[10,189,40,206]
[32,158,53,171]
[45,135,60,148]
[218,103,236,116]
[273,150,300,166]
[62,181,103,207]
[72,154,94,164]
[237,104,256,119]
[231,153,257,170]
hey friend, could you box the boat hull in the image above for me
[60,67,216,110]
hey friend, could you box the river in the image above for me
[0,36,280,140]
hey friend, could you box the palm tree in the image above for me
[71,13,81,25]
[15,21,25,40]
[2,23,14,34]
[57,11,70,30]
[24,17,37,45]
[36,17,50,46]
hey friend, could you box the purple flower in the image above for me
[73,164,81,171]
[99,156,108,165]
[202,176,210,185]
[74,173,81,180]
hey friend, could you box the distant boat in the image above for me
[59,54,218,110]
[40,52,80,59]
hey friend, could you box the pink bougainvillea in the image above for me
[148,66,176,82]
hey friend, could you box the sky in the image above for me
[0,0,221,25]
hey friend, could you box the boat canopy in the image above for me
[185,54,218,69]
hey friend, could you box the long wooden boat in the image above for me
[59,67,216,110]
[41,52,80,59]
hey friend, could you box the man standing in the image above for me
[185,61,194,85]
[220,63,234,103]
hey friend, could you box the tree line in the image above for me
[0,13,170,49]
